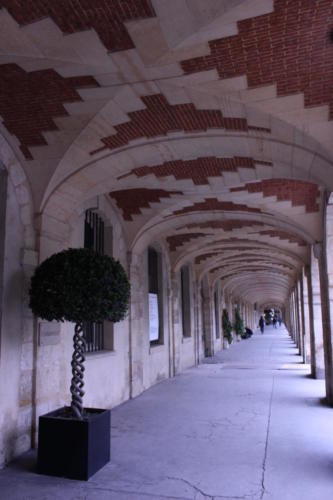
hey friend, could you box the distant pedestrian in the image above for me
[259,315,265,334]
[273,315,277,329]
[278,315,282,327]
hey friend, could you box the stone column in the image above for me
[323,195,333,404]
[171,270,182,374]
[21,249,38,449]
[289,292,295,341]
[304,266,316,376]
[193,279,201,365]
[298,277,306,362]
[227,294,233,323]
[294,285,301,353]
[128,251,145,397]
[201,279,214,357]
[290,290,296,342]
[311,245,325,379]
[285,297,291,334]
[293,290,298,344]
[302,267,312,365]
[213,282,222,346]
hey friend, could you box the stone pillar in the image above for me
[128,251,145,396]
[285,297,291,334]
[311,245,325,379]
[171,270,182,374]
[302,267,312,365]
[289,293,295,340]
[214,282,222,346]
[193,279,201,365]
[323,195,333,404]
[227,294,233,323]
[21,249,38,449]
[294,285,301,353]
[298,277,306,362]
[201,279,214,357]
[304,266,316,376]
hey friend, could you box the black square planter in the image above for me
[37,406,110,480]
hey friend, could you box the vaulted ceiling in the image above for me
[1,0,333,307]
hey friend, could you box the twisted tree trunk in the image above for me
[70,322,86,419]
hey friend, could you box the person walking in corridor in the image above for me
[259,315,265,334]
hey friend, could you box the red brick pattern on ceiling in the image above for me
[166,233,210,252]
[91,93,270,155]
[186,220,265,231]
[231,179,320,212]
[259,230,306,246]
[181,0,333,117]
[109,188,182,221]
[173,198,262,216]
[209,260,273,274]
[211,237,272,247]
[119,156,272,184]
[0,64,98,159]
[210,265,228,274]
[0,0,156,53]
[217,254,276,263]
[195,252,219,265]
[217,268,290,281]
[210,260,293,274]
[212,246,274,253]
[195,247,278,265]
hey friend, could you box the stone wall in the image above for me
[0,175,26,467]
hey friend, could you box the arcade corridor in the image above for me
[1,325,332,500]
[2,1,333,495]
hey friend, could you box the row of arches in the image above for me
[0,118,332,467]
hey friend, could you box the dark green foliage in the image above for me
[233,308,244,337]
[29,248,130,324]
[222,309,233,344]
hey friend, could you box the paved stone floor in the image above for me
[1,326,333,499]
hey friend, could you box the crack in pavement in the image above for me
[166,476,252,499]
[81,484,190,500]
[260,376,275,499]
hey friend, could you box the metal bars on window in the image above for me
[83,210,105,352]
[84,209,104,255]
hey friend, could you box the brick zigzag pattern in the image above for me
[0,0,156,53]
[259,230,306,246]
[186,220,265,231]
[119,156,272,184]
[231,179,319,213]
[109,188,182,221]
[210,262,292,275]
[91,94,270,155]
[194,248,263,265]
[0,64,98,159]
[181,0,333,117]
[173,198,262,216]
[166,233,211,252]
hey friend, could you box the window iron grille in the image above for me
[83,209,105,352]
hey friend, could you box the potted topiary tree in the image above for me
[222,309,233,348]
[29,248,130,480]
[233,308,244,342]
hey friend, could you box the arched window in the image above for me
[148,247,163,345]
[181,265,191,338]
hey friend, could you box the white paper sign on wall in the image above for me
[149,293,159,341]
